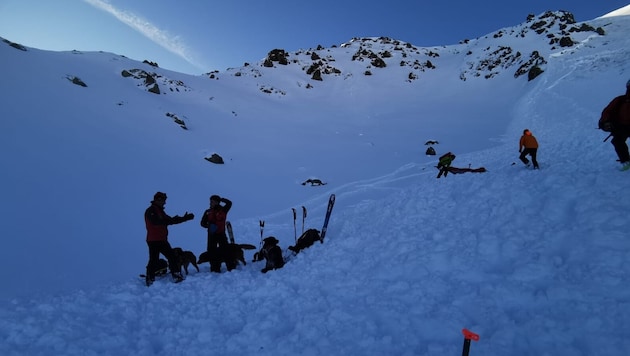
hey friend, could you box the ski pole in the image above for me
[603,133,613,142]
[259,220,265,249]
[302,206,307,234]
[292,208,297,242]
[461,329,479,356]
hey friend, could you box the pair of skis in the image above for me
[292,194,335,242]
[257,193,336,250]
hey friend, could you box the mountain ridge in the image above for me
[0,10,607,99]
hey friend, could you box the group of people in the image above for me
[144,80,630,285]
[440,79,630,174]
[143,192,233,285]
[521,79,630,172]
[435,127,539,178]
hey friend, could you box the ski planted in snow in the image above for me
[226,221,235,244]
[292,208,297,242]
[320,194,335,243]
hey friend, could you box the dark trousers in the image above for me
[146,240,179,278]
[611,133,630,163]
[207,233,229,272]
[519,148,539,168]
[437,167,449,178]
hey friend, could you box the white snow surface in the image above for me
[1,10,630,356]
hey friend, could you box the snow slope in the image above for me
[0,9,629,356]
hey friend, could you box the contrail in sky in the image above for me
[83,0,205,71]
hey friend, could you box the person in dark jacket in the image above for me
[144,191,194,286]
[436,152,456,178]
[200,195,232,272]
[519,129,539,169]
[598,79,630,171]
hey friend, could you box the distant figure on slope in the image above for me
[598,79,630,171]
[519,129,539,169]
[200,194,233,272]
[436,152,456,178]
[144,192,194,286]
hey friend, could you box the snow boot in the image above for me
[172,273,184,283]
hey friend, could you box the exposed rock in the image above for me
[143,60,159,68]
[527,66,544,81]
[302,179,326,186]
[66,75,87,87]
[205,153,225,164]
[265,49,289,66]
[121,68,190,94]
[2,38,27,51]
[166,112,187,129]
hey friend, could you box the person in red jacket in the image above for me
[519,129,539,169]
[598,79,630,171]
[144,191,194,286]
[200,195,232,272]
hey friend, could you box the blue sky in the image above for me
[0,0,627,75]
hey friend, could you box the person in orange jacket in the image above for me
[200,195,232,272]
[519,129,539,169]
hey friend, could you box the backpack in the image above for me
[288,228,321,253]
[425,146,436,155]
[437,152,455,168]
[599,95,628,132]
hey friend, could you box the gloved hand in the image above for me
[184,212,194,221]
[600,121,613,132]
